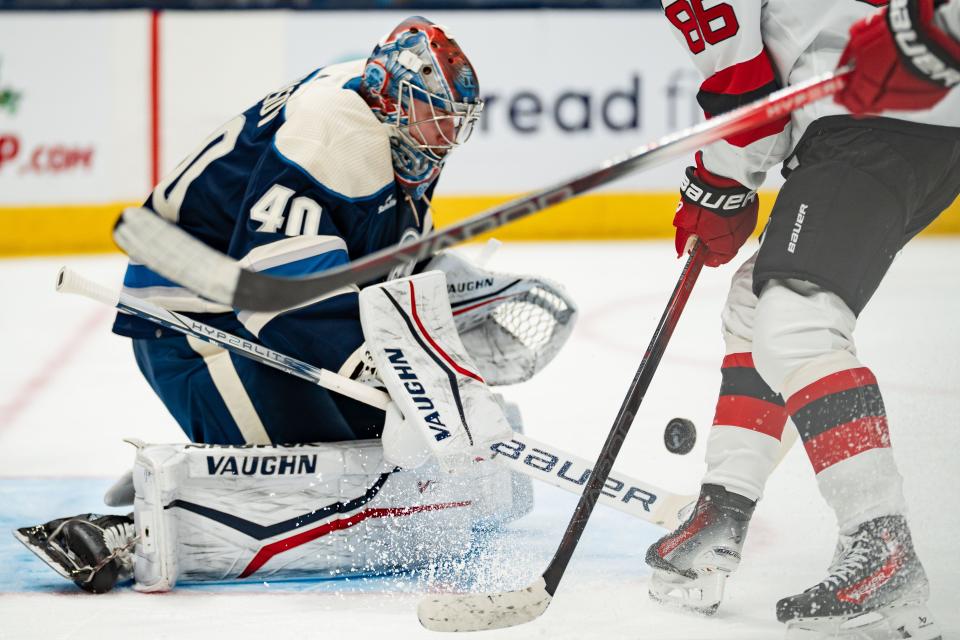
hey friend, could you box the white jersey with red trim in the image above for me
[660,0,960,188]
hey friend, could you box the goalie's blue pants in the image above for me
[131,335,384,445]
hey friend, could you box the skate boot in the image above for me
[776,515,941,640]
[645,483,756,615]
[14,513,136,593]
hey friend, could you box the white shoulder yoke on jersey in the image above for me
[279,60,394,200]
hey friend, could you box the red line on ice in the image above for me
[150,9,162,187]
[0,308,110,430]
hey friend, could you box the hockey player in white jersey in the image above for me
[645,0,958,638]
[15,16,576,594]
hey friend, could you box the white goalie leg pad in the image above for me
[359,271,513,472]
[131,439,526,590]
[132,444,181,592]
[425,249,577,386]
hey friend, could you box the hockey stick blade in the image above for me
[418,577,552,632]
[114,69,848,312]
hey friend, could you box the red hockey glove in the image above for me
[673,153,758,268]
[835,0,960,114]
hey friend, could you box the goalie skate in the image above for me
[645,483,755,615]
[14,513,136,594]
[777,515,941,640]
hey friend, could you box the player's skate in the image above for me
[13,513,136,593]
[645,483,755,615]
[776,515,941,640]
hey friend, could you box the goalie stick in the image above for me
[113,68,850,312]
[416,243,706,632]
[55,267,693,530]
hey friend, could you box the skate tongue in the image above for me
[818,540,871,590]
[101,520,135,553]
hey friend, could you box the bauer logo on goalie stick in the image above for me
[490,439,657,511]
[386,348,451,441]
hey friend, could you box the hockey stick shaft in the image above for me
[56,267,692,529]
[541,242,706,594]
[54,267,388,409]
[114,69,849,312]
[417,244,707,632]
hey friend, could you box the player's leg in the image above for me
[133,333,285,444]
[19,322,378,591]
[754,277,939,639]
[750,116,960,638]
[134,330,376,445]
[646,253,791,615]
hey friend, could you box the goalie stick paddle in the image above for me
[55,267,694,530]
[113,69,849,312]
[416,243,707,632]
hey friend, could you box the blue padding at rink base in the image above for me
[0,478,657,594]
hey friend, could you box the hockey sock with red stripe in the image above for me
[714,352,787,440]
[702,352,788,501]
[786,367,890,473]
[786,366,906,533]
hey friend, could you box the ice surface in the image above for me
[1,240,958,639]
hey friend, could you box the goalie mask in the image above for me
[360,17,483,199]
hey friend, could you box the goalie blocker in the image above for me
[361,270,517,471]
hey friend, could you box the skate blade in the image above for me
[785,601,942,640]
[12,528,74,580]
[648,570,725,616]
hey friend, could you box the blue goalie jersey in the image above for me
[113,60,438,445]
[114,59,434,378]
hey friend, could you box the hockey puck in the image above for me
[664,418,696,455]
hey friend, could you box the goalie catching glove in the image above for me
[424,249,577,386]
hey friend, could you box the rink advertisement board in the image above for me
[0,13,149,204]
[0,12,151,254]
[158,11,708,195]
[0,10,958,254]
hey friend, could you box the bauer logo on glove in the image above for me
[679,167,758,213]
[673,151,759,267]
